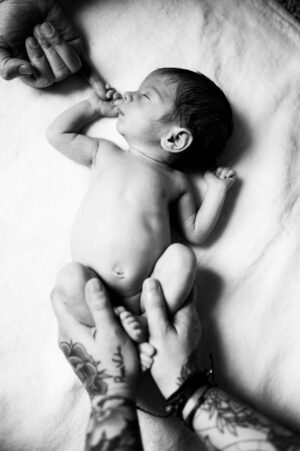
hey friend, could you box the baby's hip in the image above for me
[72,242,166,305]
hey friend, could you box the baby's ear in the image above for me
[161,126,193,154]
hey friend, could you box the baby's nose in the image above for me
[123,91,133,103]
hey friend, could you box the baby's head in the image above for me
[117,68,233,169]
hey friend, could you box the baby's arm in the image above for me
[176,167,236,245]
[46,86,121,167]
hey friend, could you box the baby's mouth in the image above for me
[117,107,125,116]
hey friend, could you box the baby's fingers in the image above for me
[216,166,235,179]
[105,83,122,101]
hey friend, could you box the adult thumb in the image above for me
[85,278,116,328]
[142,278,171,339]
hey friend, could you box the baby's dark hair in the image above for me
[154,67,233,170]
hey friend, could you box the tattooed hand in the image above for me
[51,278,139,399]
[52,278,143,450]
[142,278,202,398]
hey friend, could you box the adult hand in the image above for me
[142,278,202,398]
[51,277,139,399]
[0,0,105,95]
[0,0,80,81]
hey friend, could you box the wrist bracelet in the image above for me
[164,371,213,419]
[183,385,212,430]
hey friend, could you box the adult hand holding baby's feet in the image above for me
[204,166,236,192]
[114,306,156,372]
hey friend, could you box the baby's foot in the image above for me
[139,342,156,372]
[115,306,147,343]
[205,166,236,191]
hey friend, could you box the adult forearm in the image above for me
[182,385,300,450]
[86,394,143,451]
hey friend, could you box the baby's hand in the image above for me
[89,83,121,118]
[105,83,122,103]
[205,166,236,192]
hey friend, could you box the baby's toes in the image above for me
[114,305,127,317]
[140,351,154,371]
[139,342,156,358]
[115,307,147,343]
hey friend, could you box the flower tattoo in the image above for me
[60,341,113,396]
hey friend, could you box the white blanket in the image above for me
[1,0,300,449]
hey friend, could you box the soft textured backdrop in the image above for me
[1,0,300,449]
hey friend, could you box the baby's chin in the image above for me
[116,120,126,136]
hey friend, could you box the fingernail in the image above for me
[27,37,39,48]
[144,278,158,292]
[41,22,55,37]
[87,278,102,293]
[19,65,33,75]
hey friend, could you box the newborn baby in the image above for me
[47,68,235,350]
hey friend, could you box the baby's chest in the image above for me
[92,161,177,206]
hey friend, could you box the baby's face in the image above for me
[116,72,176,146]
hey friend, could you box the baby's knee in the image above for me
[168,243,197,273]
[55,262,94,299]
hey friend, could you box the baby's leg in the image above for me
[54,262,98,326]
[141,243,197,314]
[126,244,196,371]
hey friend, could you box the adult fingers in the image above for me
[39,22,81,74]
[0,48,33,80]
[80,56,107,98]
[142,278,171,339]
[173,286,202,340]
[47,1,82,49]
[33,24,69,83]
[85,278,118,330]
[23,37,54,88]
[51,287,86,339]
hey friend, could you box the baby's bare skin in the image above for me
[71,140,183,311]
[47,72,235,348]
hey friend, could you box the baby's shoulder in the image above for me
[93,139,123,166]
[99,138,122,152]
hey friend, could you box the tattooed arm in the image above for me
[180,385,300,451]
[142,280,300,451]
[51,278,143,451]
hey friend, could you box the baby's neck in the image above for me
[128,144,170,168]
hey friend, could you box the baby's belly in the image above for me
[71,197,171,299]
